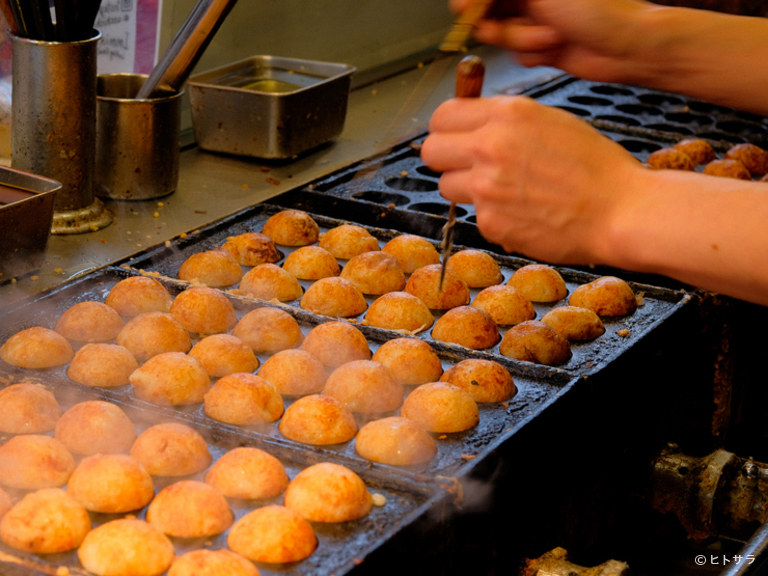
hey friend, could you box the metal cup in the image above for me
[95,73,182,200]
[11,31,113,234]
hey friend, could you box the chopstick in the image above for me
[3,0,100,40]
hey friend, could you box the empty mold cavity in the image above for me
[637,94,685,106]
[615,104,664,116]
[617,139,662,154]
[698,132,747,144]
[416,165,442,179]
[594,115,641,126]
[567,95,612,106]
[734,111,766,124]
[409,202,469,219]
[644,123,694,135]
[556,106,590,117]
[352,191,410,206]
[589,85,634,96]
[688,101,733,115]
[716,120,767,136]
[385,177,439,192]
[665,112,713,126]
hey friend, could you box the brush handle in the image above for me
[455,54,485,99]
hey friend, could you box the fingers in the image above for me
[436,170,476,204]
[474,18,562,52]
[428,98,491,133]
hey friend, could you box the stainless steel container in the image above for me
[95,73,182,200]
[0,166,61,279]
[188,55,355,159]
[11,31,112,234]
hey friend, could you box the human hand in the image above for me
[421,96,648,265]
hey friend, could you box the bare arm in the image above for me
[421,96,768,305]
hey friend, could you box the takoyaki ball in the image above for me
[67,343,139,387]
[78,518,174,576]
[507,264,568,303]
[284,462,372,523]
[401,382,479,433]
[355,416,437,466]
[645,147,695,171]
[238,263,303,302]
[261,209,320,246]
[228,505,317,564]
[130,422,212,477]
[673,138,716,165]
[54,400,136,455]
[282,246,340,280]
[257,349,326,396]
[170,286,238,335]
[116,312,191,363]
[300,276,368,318]
[130,352,211,406]
[204,447,289,500]
[203,373,284,426]
[105,275,173,317]
[340,250,406,295]
[147,480,233,538]
[371,337,443,386]
[0,487,11,519]
[323,360,403,414]
[66,454,154,513]
[446,249,503,288]
[568,276,638,317]
[278,394,357,445]
[405,264,470,310]
[382,234,440,274]
[440,359,516,403]
[0,382,61,434]
[222,231,281,266]
[55,301,124,342]
[169,550,259,576]
[232,307,303,353]
[432,306,500,350]
[0,326,74,369]
[541,306,605,341]
[189,334,259,378]
[499,320,572,365]
[300,321,371,370]
[471,285,535,326]
[0,488,90,554]
[364,291,434,333]
[178,249,243,287]
[725,143,768,176]
[319,224,380,260]
[702,158,751,180]
[0,435,75,489]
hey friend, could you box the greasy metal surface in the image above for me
[0,167,61,279]
[188,56,356,159]
[0,375,444,576]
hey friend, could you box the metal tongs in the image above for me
[439,55,486,289]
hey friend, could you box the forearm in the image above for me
[603,169,768,305]
[625,6,768,115]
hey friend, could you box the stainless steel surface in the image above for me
[0,166,61,279]
[188,55,355,159]
[96,73,182,200]
[10,32,105,219]
[136,0,239,99]
[0,46,558,306]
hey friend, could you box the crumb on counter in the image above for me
[241,183,249,189]
[438,434,447,440]
[30,275,39,281]
[461,454,476,461]
[180,233,187,239]
[153,212,160,218]
[157,202,164,207]
[164,241,172,248]
[53,268,64,275]
[617,329,630,338]
[371,493,386,507]
[194,210,208,215]
[400,170,408,177]
[266,178,281,186]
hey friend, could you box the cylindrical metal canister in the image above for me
[95,73,182,200]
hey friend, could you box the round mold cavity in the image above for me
[594,115,641,126]
[555,105,590,117]
[409,202,469,219]
[567,95,612,106]
[352,191,410,206]
[697,132,747,144]
[717,120,767,136]
[615,103,664,116]
[385,176,439,192]
[664,112,713,126]
[644,123,694,135]
[416,165,442,179]
[688,101,733,115]
[734,111,766,124]
[465,215,476,224]
[617,139,662,154]
[589,84,634,97]
[637,93,685,106]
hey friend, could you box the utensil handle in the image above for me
[0,0,20,35]
[456,54,485,99]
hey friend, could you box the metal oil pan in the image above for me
[188,55,356,159]
[0,166,61,279]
